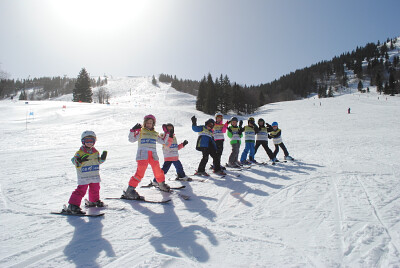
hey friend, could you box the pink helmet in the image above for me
[144,114,156,125]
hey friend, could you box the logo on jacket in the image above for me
[81,165,99,172]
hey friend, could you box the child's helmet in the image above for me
[144,114,156,125]
[258,118,265,123]
[248,117,255,124]
[215,112,223,118]
[272,121,278,127]
[231,117,238,122]
[81,130,96,144]
[205,118,215,127]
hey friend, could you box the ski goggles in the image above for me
[82,137,96,144]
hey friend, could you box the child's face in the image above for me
[83,137,95,148]
[273,126,278,130]
[167,125,173,132]
[216,116,223,123]
[206,123,214,130]
[145,119,154,129]
[231,121,238,126]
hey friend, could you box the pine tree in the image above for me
[196,76,207,111]
[73,68,92,102]
[376,72,383,94]
[152,75,157,86]
[357,80,363,92]
[204,73,217,115]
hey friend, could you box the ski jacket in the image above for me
[227,125,243,145]
[71,146,105,185]
[160,134,185,161]
[243,125,259,143]
[129,127,171,161]
[268,128,283,144]
[192,125,217,150]
[257,124,273,141]
[213,121,229,141]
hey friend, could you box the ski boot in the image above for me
[123,186,143,200]
[194,171,210,176]
[284,155,294,161]
[66,204,85,214]
[158,181,170,192]
[214,169,227,176]
[177,175,192,181]
[85,199,105,207]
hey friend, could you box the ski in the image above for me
[105,196,171,204]
[51,211,104,217]
[140,182,186,190]
[141,182,190,200]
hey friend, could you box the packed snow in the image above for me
[0,76,399,267]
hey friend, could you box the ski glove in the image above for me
[162,124,168,133]
[227,127,233,133]
[131,123,142,131]
[239,120,243,128]
[182,140,188,147]
[77,154,89,163]
[101,151,107,161]
[191,116,197,126]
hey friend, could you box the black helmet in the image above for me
[248,117,255,124]
[231,117,238,122]
[258,118,265,125]
[205,118,215,127]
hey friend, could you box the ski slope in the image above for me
[0,77,399,267]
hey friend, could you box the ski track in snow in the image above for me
[1,75,400,267]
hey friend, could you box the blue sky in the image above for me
[0,0,399,85]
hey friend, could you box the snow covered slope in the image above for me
[0,77,399,267]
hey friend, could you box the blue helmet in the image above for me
[271,122,278,127]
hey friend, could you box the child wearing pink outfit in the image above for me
[66,130,107,214]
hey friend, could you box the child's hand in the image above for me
[101,151,107,160]
[191,116,197,125]
[239,120,243,128]
[183,140,188,147]
[77,154,89,163]
[131,123,142,131]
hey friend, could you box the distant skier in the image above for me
[124,114,171,200]
[226,117,244,168]
[211,112,230,170]
[348,107,351,114]
[254,118,274,162]
[240,117,259,164]
[269,122,294,161]
[66,131,107,214]
[191,116,226,176]
[154,123,190,182]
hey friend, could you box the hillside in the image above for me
[0,77,399,267]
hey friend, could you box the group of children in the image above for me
[64,113,293,214]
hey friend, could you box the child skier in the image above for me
[254,118,274,162]
[124,114,171,200]
[212,112,230,170]
[191,115,226,176]
[240,117,259,164]
[269,121,294,161]
[226,117,244,168]
[155,123,189,182]
[66,131,107,214]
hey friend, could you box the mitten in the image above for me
[101,151,107,160]
[182,140,188,147]
[131,123,142,131]
[162,124,168,133]
[239,120,243,128]
[191,116,197,126]
[77,154,89,163]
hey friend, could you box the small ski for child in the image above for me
[141,181,190,200]
[105,196,171,204]
[51,205,104,217]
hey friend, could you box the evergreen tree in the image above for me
[152,75,157,86]
[73,68,92,103]
[357,80,363,92]
[204,73,217,115]
[196,76,207,111]
[375,72,383,94]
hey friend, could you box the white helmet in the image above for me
[81,130,96,140]
[215,112,223,118]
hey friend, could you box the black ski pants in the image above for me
[198,143,221,172]
[254,140,274,160]
[273,142,289,158]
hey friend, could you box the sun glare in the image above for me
[48,0,147,33]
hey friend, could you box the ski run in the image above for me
[0,76,400,267]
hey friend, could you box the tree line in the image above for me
[160,37,400,115]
